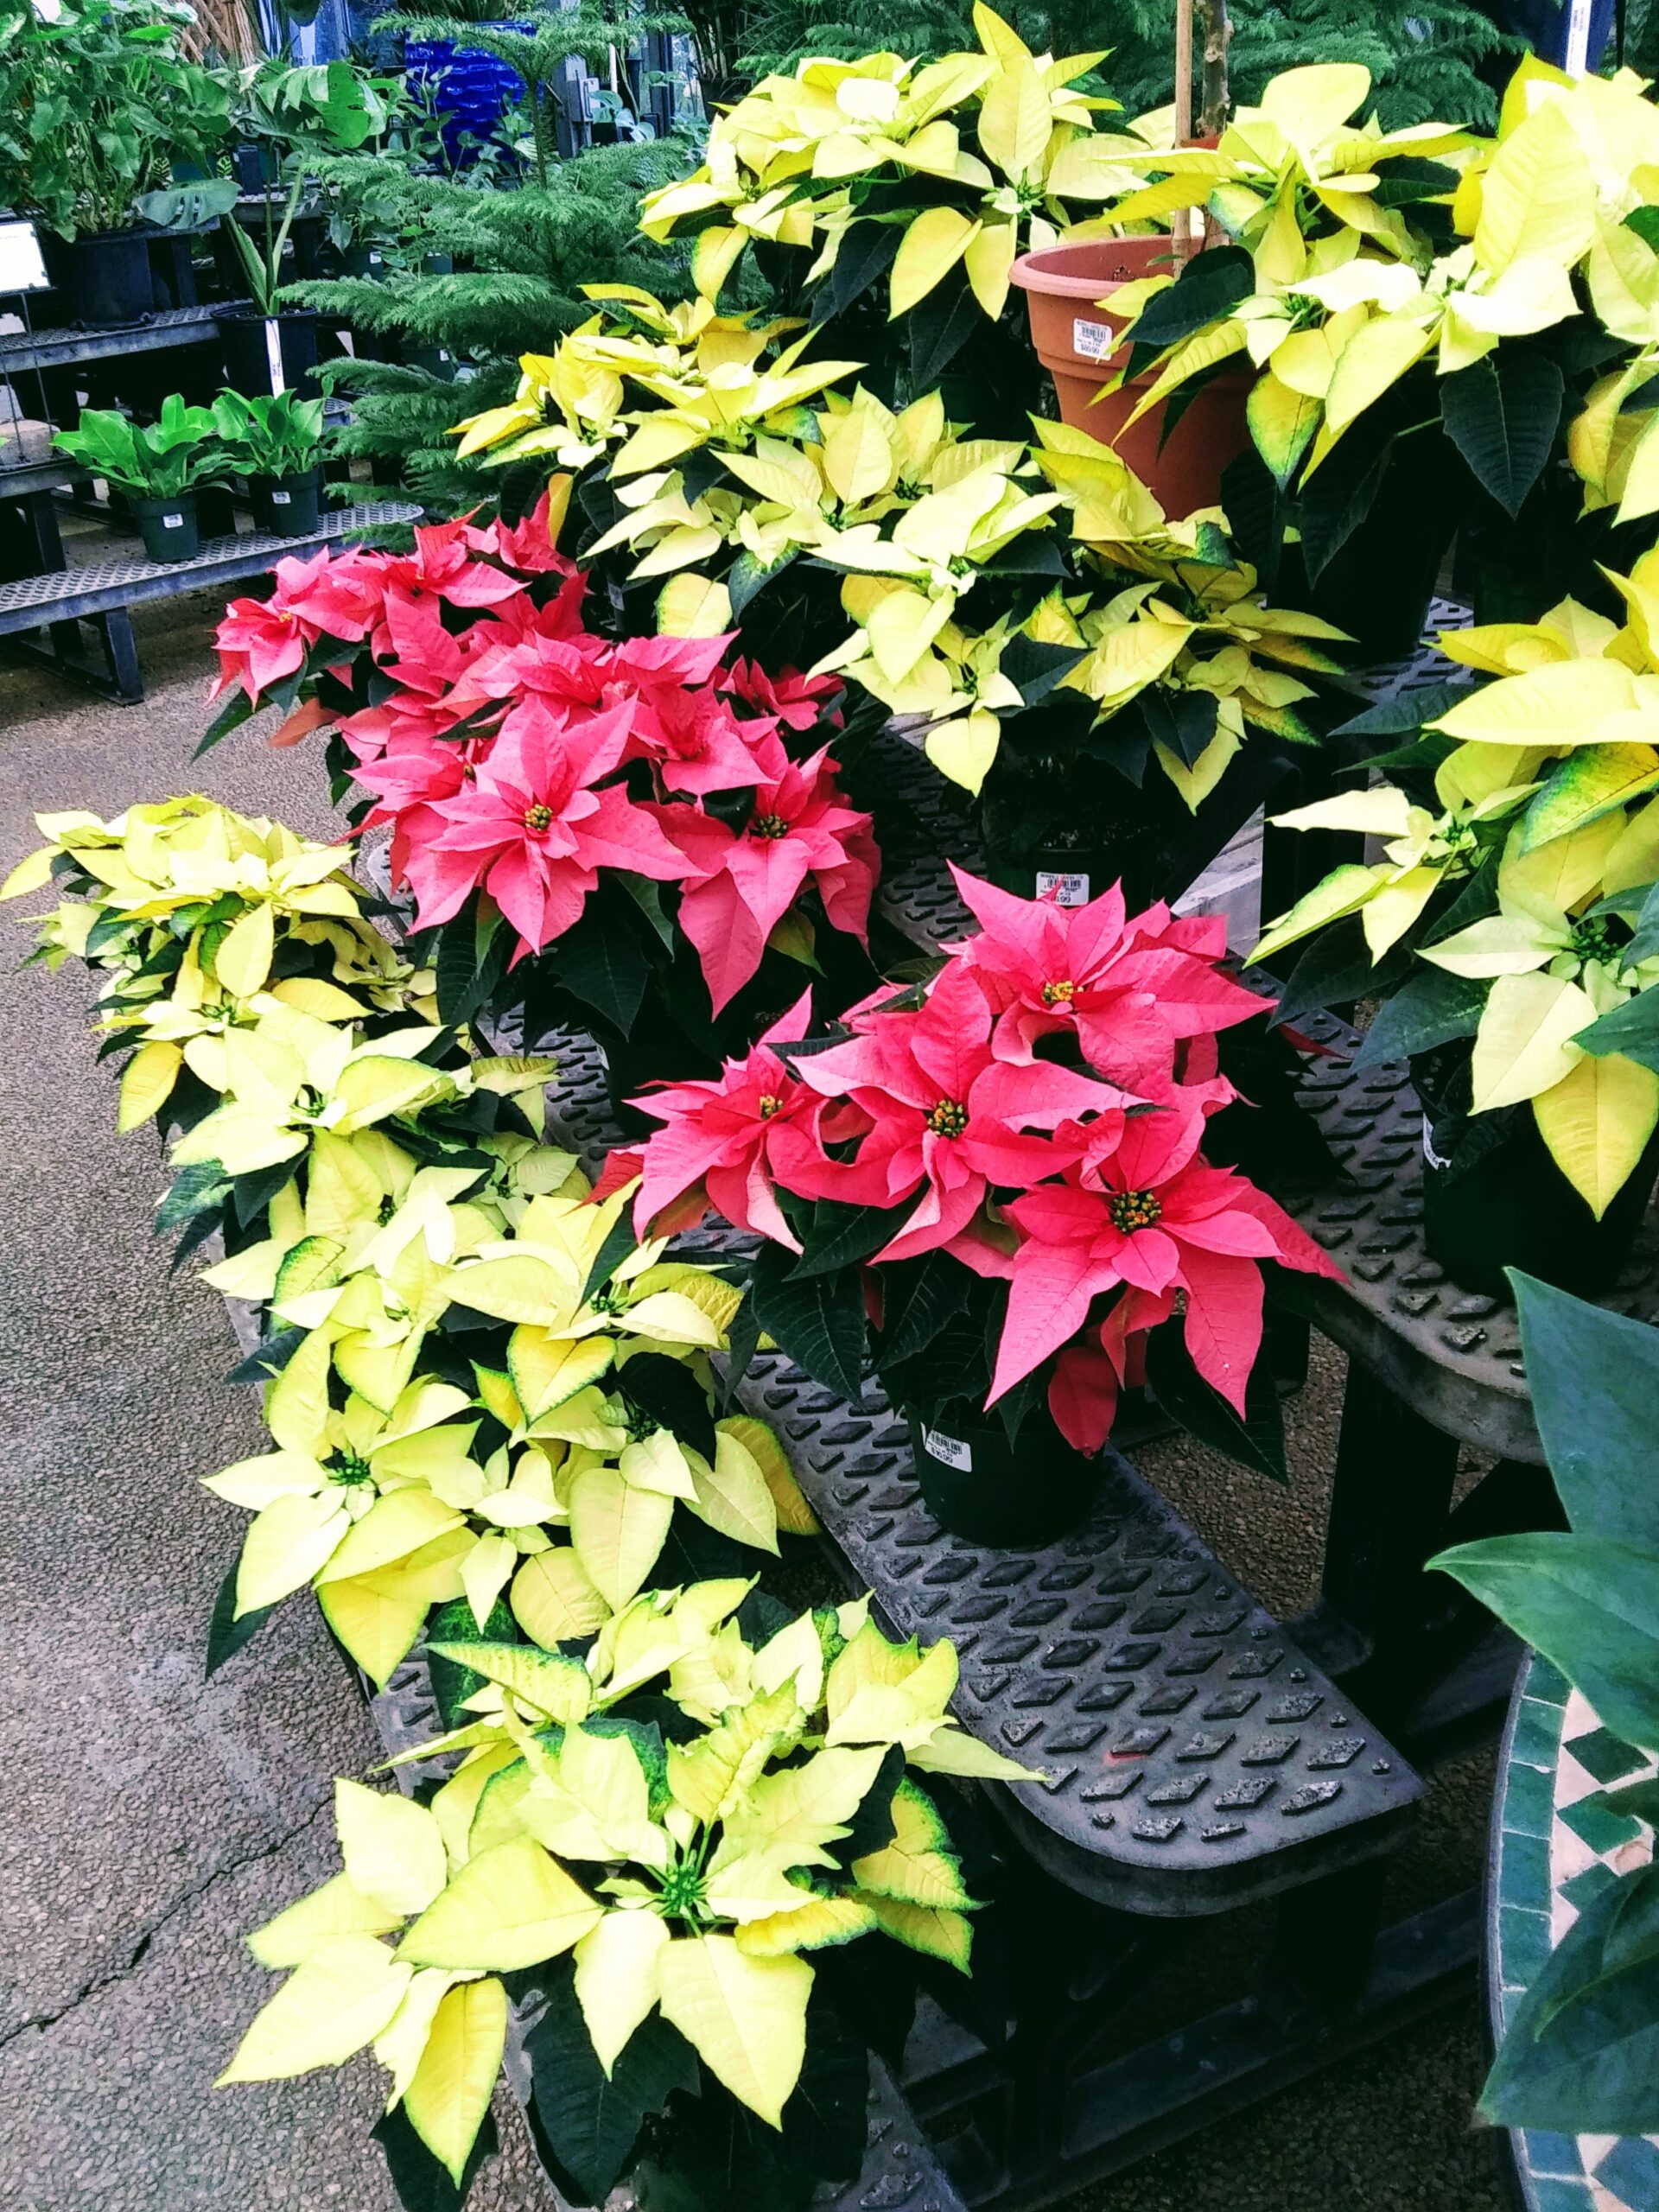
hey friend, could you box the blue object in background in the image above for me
[1477,0,1618,69]
[404,29,531,163]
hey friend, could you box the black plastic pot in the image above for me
[340,243,391,280]
[1416,1053,1659,1299]
[904,1398,1100,1545]
[231,142,278,193]
[219,308,320,401]
[404,342,456,381]
[130,492,199,563]
[251,468,321,536]
[43,227,154,324]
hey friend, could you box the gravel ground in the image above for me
[0,611,1510,2212]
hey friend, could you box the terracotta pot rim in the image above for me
[1011,234,1199,299]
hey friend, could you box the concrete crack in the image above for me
[0,1795,330,2053]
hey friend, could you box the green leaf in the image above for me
[1430,1531,1659,1753]
[1125,245,1253,351]
[1141,686,1219,769]
[906,272,981,389]
[1511,1270,1659,1548]
[617,1350,717,1460]
[1331,680,1470,744]
[1299,431,1394,583]
[1573,988,1659,1072]
[1145,1322,1287,1483]
[1353,966,1485,1069]
[790,1199,907,1281]
[556,903,652,1038]
[874,1251,971,1370]
[1480,1861,1659,2133]
[748,1244,867,1402]
[525,1965,698,2205]
[1272,916,1416,1023]
[205,1563,274,1678]
[372,2101,499,2212]
[1440,352,1564,518]
[580,1205,645,1307]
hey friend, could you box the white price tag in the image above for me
[270,489,290,505]
[1072,316,1117,361]
[264,316,286,396]
[1422,1114,1452,1173]
[922,1427,972,1473]
[1036,869,1090,907]
[162,512,184,529]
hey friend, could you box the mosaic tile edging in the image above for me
[1494,1656,1659,2212]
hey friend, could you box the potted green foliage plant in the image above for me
[212,387,326,534]
[1434,1272,1659,2139]
[219,59,391,397]
[0,0,230,323]
[52,397,226,560]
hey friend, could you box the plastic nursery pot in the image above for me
[219,308,320,401]
[340,243,391,281]
[1010,234,1250,514]
[130,492,200,563]
[404,342,456,381]
[251,468,321,536]
[42,227,155,325]
[904,1398,1100,1546]
[1416,1069,1659,1301]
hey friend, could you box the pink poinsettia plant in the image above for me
[204,493,875,1050]
[621,867,1340,1468]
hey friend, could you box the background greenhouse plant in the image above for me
[52,397,233,499]
[211,388,326,480]
[0,0,230,240]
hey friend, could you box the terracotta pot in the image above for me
[1011,234,1251,514]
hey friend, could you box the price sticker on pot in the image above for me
[1422,1114,1452,1173]
[1072,317,1116,361]
[270,490,290,505]
[162,512,184,530]
[1036,869,1090,906]
[922,1427,972,1472]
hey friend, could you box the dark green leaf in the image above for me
[1626,206,1659,252]
[1440,352,1564,518]
[1481,1863,1659,2133]
[1124,245,1253,351]
[1574,987,1659,1071]
[580,1205,643,1306]
[373,2100,499,2212]
[1272,916,1415,1023]
[1431,1530,1659,1752]
[816,220,899,323]
[906,274,981,389]
[556,906,652,1037]
[748,1243,867,1402]
[525,1967,698,2203]
[232,1158,299,1230]
[204,1565,273,1678]
[999,635,1088,706]
[875,1250,971,1369]
[1299,433,1395,582]
[790,1199,907,1281]
[1353,967,1485,1069]
[1511,1270,1659,1548]
[226,1325,304,1385]
[1141,685,1218,769]
[617,1351,717,1460]
[1332,679,1470,742]
[1145,1322,1286,1482]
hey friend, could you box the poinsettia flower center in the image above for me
[1570,913,1622,966]
[328,1452,375,1487]
[658,1859,708,1919]
[522,802,554,831]
[1041,978,1077,1005]
[749,812,791,840]
[757,1093,783,1118]
[1108,1188,1163,1232]
[925,1098,969,1138]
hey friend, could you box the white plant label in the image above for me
[1072,317,1116,361]
[270,489,290,505]
[264,317,286,396]
[1036,869,1090,907]
[162,512,184,529]
[1422,1115,1452,1173]
[922,1427,972,1473]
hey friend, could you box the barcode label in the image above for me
[922,1427,972,1473]
[1073,316,1116,361]
[1036,869,1090,907]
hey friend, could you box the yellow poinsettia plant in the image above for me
[2,797,434,1130]
[636,4,1151,325]
[221,1583,1034,2196]
[1251,560,1659,1216]
[1114,57,1659,528]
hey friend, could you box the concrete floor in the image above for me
[0,601,1510,2210]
